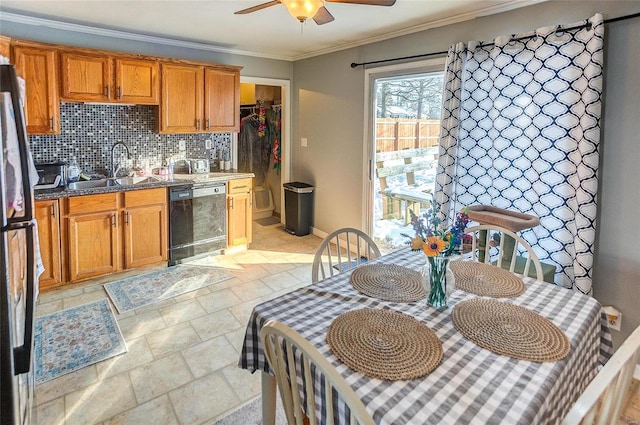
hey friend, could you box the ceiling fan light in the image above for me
[281,0,324,22]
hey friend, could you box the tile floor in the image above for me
[33,221,640,425]
[34,221,323,425]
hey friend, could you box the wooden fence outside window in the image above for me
[375,118,440,153]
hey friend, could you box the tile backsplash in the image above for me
[29,103,232,176]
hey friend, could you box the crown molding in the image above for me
[292,0,548,61]
[0,11,296,61]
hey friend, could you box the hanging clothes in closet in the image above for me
[239,102,271,186]
[269,105,282,174]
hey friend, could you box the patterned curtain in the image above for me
[434,14,604,293]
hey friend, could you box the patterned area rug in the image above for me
[34,299,127,385]
[104,265,233,313]
[213,395,287,425]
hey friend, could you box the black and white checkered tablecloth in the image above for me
[239,249,613,425]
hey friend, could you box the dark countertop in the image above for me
[33,171,254,201]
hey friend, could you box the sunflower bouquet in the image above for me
[403,204,470,257]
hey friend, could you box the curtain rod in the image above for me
[350,12,640,69]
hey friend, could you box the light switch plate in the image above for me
[179,140,186,151]
[205,140,212,149]
[301,137,307,147]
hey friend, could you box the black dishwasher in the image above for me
[169,182,227,265]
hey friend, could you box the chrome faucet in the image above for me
[111,142,131,178]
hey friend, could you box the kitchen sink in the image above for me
[66,176,160,190]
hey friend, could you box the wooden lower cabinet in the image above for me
[34,199,62,289]
[227,178,252,247]
[123,188,167,269]
[67,211,120,282]
[58,188,168,285]
[64,192,120,282]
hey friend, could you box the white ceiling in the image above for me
[0,0,544,61]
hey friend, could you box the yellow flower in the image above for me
[410,237,424,250]
[423,236,445,257]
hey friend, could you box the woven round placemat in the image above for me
[327,308,443,380]
[451,299,570,362]
[450,261,526,298]
[350,264,424,302]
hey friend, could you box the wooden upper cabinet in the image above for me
[0,35,10,58]
[204,68,240,132]
[60,52,159,104]
[161,64,204,133]
[60,53,112,101]
[115,58,159,104]
[12,45,60,134]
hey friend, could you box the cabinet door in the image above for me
[228,191,252,246]
[12,45,59,134]
[67,211,120,282]
[123,205,167,269]
[34,200,62,289]
[60,53,112,101]
[115,58,159,104]
[204,68,240,132]
[160,64,203,133]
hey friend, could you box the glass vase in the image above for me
[421,255,455,309]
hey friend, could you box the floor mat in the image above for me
[104,265,233,313]
[34,299,127,385]
[255,216,281,226]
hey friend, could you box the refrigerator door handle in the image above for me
[7,221,36,375]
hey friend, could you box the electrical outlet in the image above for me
[179,140,186,151]
[205,139,212,149]
[610,312,622,331]
[604,306,622,331]
[301,137,308,147]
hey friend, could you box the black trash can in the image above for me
[283,182,314,236]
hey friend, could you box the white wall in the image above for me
[291,1,640,347]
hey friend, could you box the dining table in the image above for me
[238,248,613,425]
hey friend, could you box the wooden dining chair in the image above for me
[311,228,381,283]
[464,224,544,281]
[260,320,376,425]
[562,325,640,425]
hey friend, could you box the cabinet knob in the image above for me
[125,211,129,225]
[112,213,117,227]
[117,86,122,100]
[105,85,110,97]
[50,204,56,218]
[206,119,210,130]
[50,116,55,131]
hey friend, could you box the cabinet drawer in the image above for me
[65,193,118,214]
[228,178,252,194]
[124,188,166,208]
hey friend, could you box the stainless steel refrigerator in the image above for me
[0,64,40,425]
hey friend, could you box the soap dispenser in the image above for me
[67,158,80,184]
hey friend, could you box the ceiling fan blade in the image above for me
[313,7,335,25]
[326,0,396,5]
[234,0,281,15]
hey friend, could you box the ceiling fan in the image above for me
[234,0,397,25]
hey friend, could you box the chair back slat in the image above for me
[464,225,544,281]
[562,325,640,425]
[312,228,381,283]
[261,321,376,425]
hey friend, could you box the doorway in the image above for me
[238,77,291,224]
[363,59,445,252]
